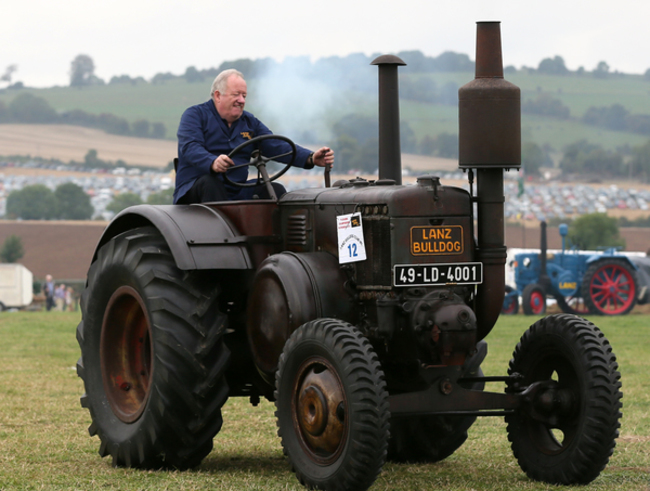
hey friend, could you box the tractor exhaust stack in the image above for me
[372,54,406,184]
[459,21,521,340]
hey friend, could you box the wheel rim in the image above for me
[525,351,579,455]
[292,356,348,465]
[529,290,545,314]
[503,297,517,314]
[100,286,153,423]
[589,264,635,314]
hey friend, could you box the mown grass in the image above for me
[0,311,647,490]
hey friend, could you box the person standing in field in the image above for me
[43,274,55,311]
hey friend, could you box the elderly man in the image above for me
[174,69,334,204]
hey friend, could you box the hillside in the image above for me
[2,68,650,153]
[0,124,176,167]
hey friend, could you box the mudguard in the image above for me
[92,204,253,270]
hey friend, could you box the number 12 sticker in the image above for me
[337,212,367,264]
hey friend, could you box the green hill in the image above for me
[2,61,650,155]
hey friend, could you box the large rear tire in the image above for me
[582,259,637,315]
[506,314,622,484]
[77,226,230,469]
[275,319,390,491]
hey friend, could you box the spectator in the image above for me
[43,274,55,311]
[54,283,66,311]
[66,286,75,312]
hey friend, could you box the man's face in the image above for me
[214,75,247,124]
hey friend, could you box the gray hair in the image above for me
[210,69,245,97]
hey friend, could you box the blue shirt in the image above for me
[174,100,313,203]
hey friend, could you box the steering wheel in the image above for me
[223,134,297,189]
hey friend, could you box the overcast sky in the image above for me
[3,0,650,88]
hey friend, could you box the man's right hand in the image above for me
[211,154,234,173]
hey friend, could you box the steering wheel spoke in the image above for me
[223,135,297,194]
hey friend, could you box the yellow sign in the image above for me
[411,226,463,256]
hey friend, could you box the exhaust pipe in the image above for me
[371,54,406,184]
[458,21,521,340]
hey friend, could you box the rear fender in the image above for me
[586,254,637,270]
[92,204,252,270]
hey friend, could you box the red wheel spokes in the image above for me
[589,265,634,314]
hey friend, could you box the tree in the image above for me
[106,193,143,215]
[560,140,624,177]
[419,133,458,159]
[629,139,650,182]
[132,119,150,138]
[70,54,95,87]
[8,93,57,123]
[0,64,17,85]
[537,56,569,75]
[522,94,570,119]
[6,184,58,220]
[567,213,625,250]
[522,142,545,176]
[146,188,173,205]
[151,122,167,139]
[0,235,24,263]
[184,66,204,83]
[593,61,610,79]
[55,182,93,220]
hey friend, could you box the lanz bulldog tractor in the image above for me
[77,22,623,491]
[503,220,644,316]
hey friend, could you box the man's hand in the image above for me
[211,154,234,173]
[313,147,334,168]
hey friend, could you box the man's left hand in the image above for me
[313,147,334,168]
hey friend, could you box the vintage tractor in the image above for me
[77,22,622,490]
[504,220,645,315]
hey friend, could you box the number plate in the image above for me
[394,262,483,287]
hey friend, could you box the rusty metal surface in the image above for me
[293,357,347,461]
[100,285,152,424]
[246,252,354,379]
[458,21,520,169]
[371,55,406,184]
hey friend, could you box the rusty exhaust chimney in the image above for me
[371,55,406,184]
[458,21,521,340]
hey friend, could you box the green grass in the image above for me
[3,70,650,151]
[0,311,647,490]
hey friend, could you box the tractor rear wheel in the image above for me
[505,314,622,484]
[76,226,230,469]
[522,283,546,315]
[582,259,637,315]
[275,319,390,491]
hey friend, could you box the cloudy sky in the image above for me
[3,0,649,87]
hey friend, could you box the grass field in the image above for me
[3,69,650,152]
[0,311,648,490]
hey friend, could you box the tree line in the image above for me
[0,93,167,139]
[5,181,173,221]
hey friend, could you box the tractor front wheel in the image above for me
[275,319,390,491]
[522,283,546,315]
[77,226,231,469]
[506,314,622,484]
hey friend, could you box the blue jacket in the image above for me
[174,100,313,203]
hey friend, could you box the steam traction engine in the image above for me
[77,22,622,490]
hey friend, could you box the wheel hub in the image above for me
[294,359,347,462]
[100,286,153,423]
